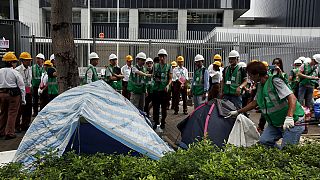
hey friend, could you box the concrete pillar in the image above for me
[178,10,187,40]
[129,9,139,40]
[81,8,90,38]
[223,10,234,27]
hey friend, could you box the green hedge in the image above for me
[1,140,320,179]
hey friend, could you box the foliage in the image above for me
[1,140,320,179]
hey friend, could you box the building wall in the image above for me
[18,0,39,23]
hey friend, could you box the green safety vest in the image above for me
[48,68,59,95]
[32,64,43,87]
[83,65,99,84]
[192,67,206,96]
[152,63,170,91]
[145,68,153,93]
[104,65,122,91]
[300,63,317,86]
[223,65,242,95]
[289,68,300,90]
[127,65,146,94]
[256,75,305,127]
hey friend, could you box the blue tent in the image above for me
[14,81,173,167]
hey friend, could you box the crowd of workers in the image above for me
[1,49,319,148]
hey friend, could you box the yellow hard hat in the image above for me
[2,52,18,62]
[213,54,222,61]
[213,61,222,67]
[171,61,177,67]
[44,60,53,66]
[125,55,133,61]
[262,61,269,67]
[19,52,33,60]
[176,56,184,62]
[251,59,259,62]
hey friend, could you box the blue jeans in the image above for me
[223,95,242,109]
[298,84,314,108]
[259,121,305,149]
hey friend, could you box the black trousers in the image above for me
[152,91,169,126]
[32,86,39,115]
[144,93,153,116]
[16,93,32,131]
[172,81,187,113]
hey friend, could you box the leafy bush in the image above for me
[1,140,320,179]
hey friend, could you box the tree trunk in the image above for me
[51,0,79,93]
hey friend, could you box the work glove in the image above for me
[38,88,43,96]
[21,99,26,105]
[225,110,239,118]
[283,116,294,130]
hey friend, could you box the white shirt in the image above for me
[208,64,222,83]
[0,67,26,103]
[40,72,48,88]
[15,64,32,87]
[121,64,132,82]
[172,66,189,81]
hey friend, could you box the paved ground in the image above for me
[1,103,319,152]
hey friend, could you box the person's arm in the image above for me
[238,100,258,113]
[288,70,294,82]
[135,70,152,77]
[204,69,209,92]
[286,94,296,117]
[15,71,26,104]
[298,64,319,80]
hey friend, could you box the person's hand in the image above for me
[38,88,43,96]
[202,93,206,101]
[225,110,239,118]
[283,116,294,130]
[146,74,152,77]
[236,87,241,96]
[165,85,170,92]
[22,99,26,105]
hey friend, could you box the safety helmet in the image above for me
[109,53,118,60]
[238,62,247,68]
[294,59,302,65]
[44,60,53,66]
[261,61,269,67]
[194,54,204,62]
[305,57,312,64]
[312,54,320,63]
[171,61,177,67]
[158,49,168,56]
[36,53,45,60]
[125,55,133,61]
[176,56,184,62]
[19,52,33,60]
[89,52,99,60]
[146,58,153,63]
[228,50,240,58]
[298,56,306,62]
[136,52,147,60]
[213,61,221,67]
[213,54,222,61]
[251,59,259,62]
[50,54,55,61]
[2,52,18,62]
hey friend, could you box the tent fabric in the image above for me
[227,114,260,147]
[13,80,173,167]
[177,100,236,148]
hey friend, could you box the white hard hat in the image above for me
[109,53,118,60]
[158,49,168,56]
[36,53,45,60]
[305,57,312,63]
[136,52,147,60]
[294,59,302,64]
[89,52,99,60]
[237,62,247,68]
[194,54,204,62]
[228,50,240,58]
[146,58,153,63]
[298,56,306,62]
[312,54,320,63]
[50,54,55,61]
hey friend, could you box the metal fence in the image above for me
[9,21,320,74]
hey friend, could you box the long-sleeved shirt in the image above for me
[192,66,209,93]
[15,64,32,88]
[0,67,26,103]
[121,64,132,82]
[172,66,189,82]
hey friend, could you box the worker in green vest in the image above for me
[222,50,247,109]
[104,53,123,93]
[47,55,58,102]
[152,49,172,130]
[191,54,209,108]
[84,52,100,84]
[31,53,44,117]
[289,59,302,98]
[227,61,305,148]
[127,52,152,111]
[297,55,320,109]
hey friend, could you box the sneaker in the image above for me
[160,124,165,129]
[174,112,178,115]
[183,111,188,115]
[32,113,37,117]
[153,124,158,130]
[5,134,17,140]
